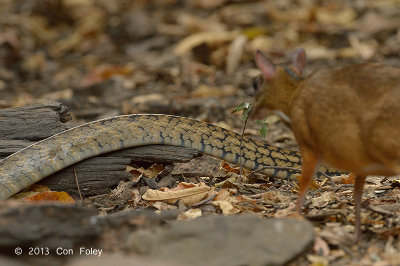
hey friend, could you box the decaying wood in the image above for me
[0,103,202,197]
[0,102,71,141]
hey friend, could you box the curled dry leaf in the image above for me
[177,208,202,220]
[313,236,330,257]
[226,35,247,74]
[213,192,258,214]
[127,163,165,181]
[151,201,177,212]
[220,161,240,174]
[214,188,232,201]
[212,200,239,215]
[174,31,240,55]
[142,182,212,207]
[310,191,337,209]
[131,93,166,105]
[142,163,165,178]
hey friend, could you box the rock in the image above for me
[126,215,314,266]
[0,255,30,266]
[67,253,181,266]
[0,201,100,250]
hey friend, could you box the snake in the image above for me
[0,114,342,199]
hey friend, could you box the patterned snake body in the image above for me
[0,114,340,199]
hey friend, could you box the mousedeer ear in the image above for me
[255,50,275,81]
[290,48,307,75]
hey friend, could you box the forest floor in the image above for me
[1,0,400,265]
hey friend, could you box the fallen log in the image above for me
[0,102,202,197]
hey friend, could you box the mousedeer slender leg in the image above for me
[354,175,366,241]
[296,148,319,212]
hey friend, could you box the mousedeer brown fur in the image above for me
[253,48,400,240]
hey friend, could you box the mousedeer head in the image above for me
[252,48,307,118]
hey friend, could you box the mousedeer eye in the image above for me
[252,75,263,92]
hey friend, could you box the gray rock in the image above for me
[0,202,100,249]
[127,215,314,266]
[0,255,30,266]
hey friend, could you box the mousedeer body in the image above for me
[253,49,400,240]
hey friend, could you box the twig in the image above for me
[73,168,83,201]
[238,116,248,182]
[192,194,216,207]
[252,165,338,189]
[318,171,338,189]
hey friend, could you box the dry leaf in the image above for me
[214,188,232,201]
[131,93,165,105]
[296,175,321,190]
[191,84,236,98]
[220,161,239,174]
[313,236,330,256]
[306,254,329,266]
[358,11,400,35]
[81,65,134,87]
[262,190,290,203]
[143,163,165,178]
[24,191,75,203]
[274,202,296,218]
[177,208,202,220]
[319,223,354,246]
[214,176,238,188]
[341,173,355,184]
[151,201,177,212]
[226,35,247,74]
[315,6,356,26]
[142,182,211,207]
[127,163,165,180]
[175,31,240,55]
[233,194,265,212]
[310,191,337,208]
[212,200,239,215]
[348,35,378,60]
[130,189,142,206]
[127,166,143,183]
[12,184,52,200]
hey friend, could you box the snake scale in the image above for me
[0,114,342,199]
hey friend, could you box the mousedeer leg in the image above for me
[354,175,366,241]
[296,148,319,213]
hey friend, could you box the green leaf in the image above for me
[232,102,252,121]
[256,119,268,138]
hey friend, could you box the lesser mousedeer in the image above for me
[253,48,400,240]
